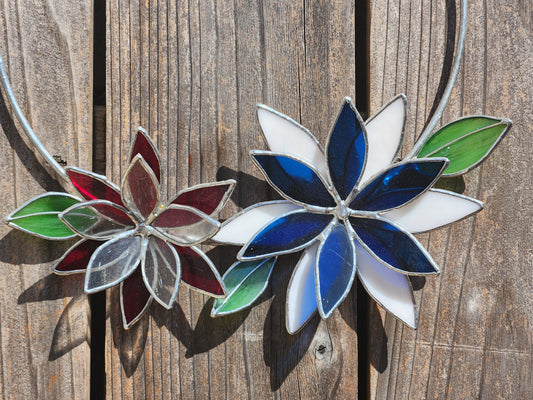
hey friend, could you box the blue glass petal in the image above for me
[252,153,336,207]
[316,223,356,318]
[240,211,333,259]
[327,100,367,199]
[349,159,447,211]
[350,217,438,275]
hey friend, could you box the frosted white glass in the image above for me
[212,201,303,245]
[359,95,406,185]
[356,242,416,328]
[142,236,180,308]
[85,231,143,293]
[286,242,319,334]
[381,189,483,233]
[257,105,328,177]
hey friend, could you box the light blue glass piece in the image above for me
[351,217,439,275]
[316,222,356,318]
[251,152,336,207]
[326,100,366,199]
[349,159,447,211]
[240,210,333,259]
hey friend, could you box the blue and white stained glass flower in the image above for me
[213,95,508,333]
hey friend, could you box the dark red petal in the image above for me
[85,201,134,226]
[67,169,123,206]
[152,206,203,228]
[123,157,159,219]
[121,268,152,327]
[54,239,101,273]
[129,129,161,182]
[174,245,224,296]
[171,183,233,215]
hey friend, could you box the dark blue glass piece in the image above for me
[350,217,438,274]
[327,101,366,199]
[317,223,356,317]
[349,160,447,211]
[252,153,336,207]
[241,211,333,258]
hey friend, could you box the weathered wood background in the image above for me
[0,0,531,399]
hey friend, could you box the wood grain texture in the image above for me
[0,0,93,399]
[369,0,533,398]
[106,0,359,398]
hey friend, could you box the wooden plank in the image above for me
[106,0,359,398]
[0,0,93,399]
[368,0,533,398]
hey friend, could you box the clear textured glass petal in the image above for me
[356,242,416,328]
[212,201,303,245]
[211,258,276,316]
[129,127,161,182]
[153,205,220,245]
[60,200,133,239]
[121,268,153,329]
[174,245,225,297]
[381,189,483,233]
[66,167,123,205]
[257,104,328,177]
[239,210,333,260]
[121,155,160,220]
[54,239,101,274]
[326,99,367,199]
[170,180,235,215]
[251,151,336,207]
[85,231,143,293]
[350,159,448,212]
[142,236,180,309]
[351,217,439,275]
[359,95,406,185]
[286,242,319,334]
[316,223,356,318]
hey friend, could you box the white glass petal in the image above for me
[212,201,304,245]
[356,242,416,328]
[257,105,328,177]
[142,236,181,309]
[359,95,406,185]
[85,231,143,293]
[286,242,319,334]
[380,189,483,233]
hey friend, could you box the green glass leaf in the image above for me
[6,192,81,239]
[416,116,511,176]
[211,258,276,316]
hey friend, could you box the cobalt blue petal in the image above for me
[252,152,336,207]
[350,217,439,275]
[349,159,448,211]
[326,100,367,199]
[316,222,356,318]
[240,210,333,259]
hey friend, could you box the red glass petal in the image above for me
[121,268,152,327]
[87,201,134,226]
[55,239,101,273]
[129,129,161,182]
[174,245,224,296]
[67,168,123,205]
[153,206,203,228]
[123,157,159,219]
[171,182,233,215]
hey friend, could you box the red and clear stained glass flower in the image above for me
[53,128,235,328]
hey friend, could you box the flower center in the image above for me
[334,202,351,221]
[135,223,154,237]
